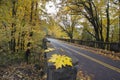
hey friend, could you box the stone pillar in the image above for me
[47,65,77,80]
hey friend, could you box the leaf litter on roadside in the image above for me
[0,63,47,80]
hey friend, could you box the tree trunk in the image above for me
[30,1,34,22]
[68,32,73,42]
[106,0,110,42]
[10,0,17,52]
[82,1,104,42]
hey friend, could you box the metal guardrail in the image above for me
[58,38,120,52]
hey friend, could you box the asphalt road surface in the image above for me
[47,38,120,80]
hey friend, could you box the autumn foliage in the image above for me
[48,54,73,69]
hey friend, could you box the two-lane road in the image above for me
[48,38,120,80]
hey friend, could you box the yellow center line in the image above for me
[60,44,120,73]
[60,48,64,52]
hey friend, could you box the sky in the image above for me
[45,1,56,14]
[45,1,59,15]
[45,0,83,28]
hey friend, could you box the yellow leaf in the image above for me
[44,48,55,53]
[48,54,73,69]
[54,61,63,69]
[64,6,71,11]
[48,54,58,62]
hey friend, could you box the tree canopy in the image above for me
[0,0,120,53]
[49,0,120,42]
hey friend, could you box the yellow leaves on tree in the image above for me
[67,0,73,3]
[64,6,71,11]
[48,54,73,69]
[64,5,78,12]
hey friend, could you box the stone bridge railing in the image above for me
[58,38,120,52]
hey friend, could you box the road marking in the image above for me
[60,48,64,52]
[60,44,120,73]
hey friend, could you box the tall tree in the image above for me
[60,0,104,41]
[10,0,18,52]
[59,15,78,40]
[0,0,47,53]
[60,0,119,43]
[106,0,110,42]
[79,0,104,41]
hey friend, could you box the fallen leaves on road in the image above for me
[77,70,92,80]
[44,48,55,53]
